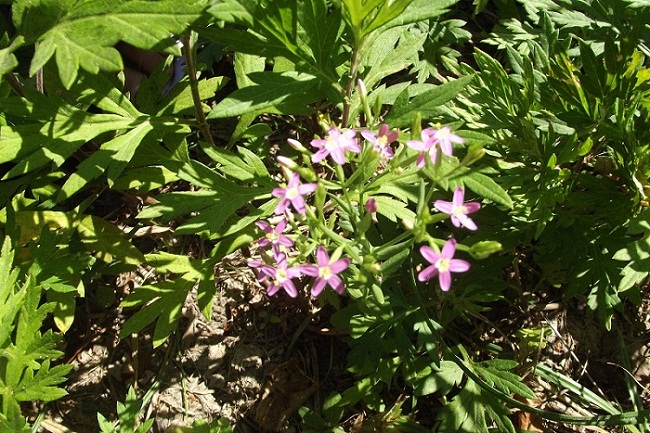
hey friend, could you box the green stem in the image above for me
[181,32,215,146]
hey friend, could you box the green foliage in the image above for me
[98,386,154,433]
[14,0,206,88]
[0,0,649,431]
[0,237,71,432]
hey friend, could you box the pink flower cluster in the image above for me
[254,122,479,296]
[249,218,350,298]
[418,188,481,291]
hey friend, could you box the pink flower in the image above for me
[311,127,361,165]
[418,239,470,292]
[301,247,350,296]
[434,187,481,231]
[406,130,438,167]
[406,127,463,167]
[255,219,294,250]
[361,124,399,159]
[429,126,464,156]
[272,173,317,215]
[257,253,306,298]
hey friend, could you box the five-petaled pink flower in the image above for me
[311,127,361,165]
[418,239,470,292]
[301,247,350,296]
[255,219,294,250]
[406,130,438,167]
[272,172,317,215]
[434,187,481,231]
[429,126,464,157]
[361,124,399,160]
[406,127,462,167]
[257,253,307,298]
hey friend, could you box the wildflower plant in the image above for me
[1,0,649,431]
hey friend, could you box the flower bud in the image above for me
[276,155,299,171]
[365,198,377,213]
[287,138,307,153]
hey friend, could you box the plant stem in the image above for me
[181,32,215,146]
[342,42,362,128]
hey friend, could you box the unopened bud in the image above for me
[276,155,299,171]
[287,138,307,152]
[402,218,415,231]
[365,198,377,213]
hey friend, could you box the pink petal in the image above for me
[449,259,470,272]
[256,221,271,232]
[420,246,440,265]
[450,215,462,228]
[272,187,286,198]
[441,239,457,259]
[452,188,465,207]
[329,258,350,273]
[386,131,399,143]
[310,138,327,149]
[274,198,289,214]
[316,247,329,267]
[328,275,344,294]
[300,264,319,277]
[330,148,347,165]
[267,284,281,296]
[312,149,329,163]
[283,280,298,298]
[465,202,481,213]
[378,124,389,136]
[457,214,477,231]
[434,200,454,214]
[291,195,306,214]
[361,130,377,142]
[407,140,427,151]
[416,153,426,168]
[418,265,438,282]
[298,183,317,194]
[311,278,326,297]
[438,271,452,291]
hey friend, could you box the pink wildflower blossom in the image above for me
[257,253,307,298]
[361,124,399,160]
[311,127,361,165]
[255,219,294,250]
[406,130,438,167]
[418,239,470,292]
[272,172,317,215]
[429,126,464,157]
[406,127,463,167]
[301,247,350,296]
[434,187,481,231]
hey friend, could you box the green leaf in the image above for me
[12,360,72,402]
[0,36,24,75]
[461,171,514,209]
[384,74,474,127]
[20,0,205,88]
[373,195,417,223]
[200,144,272,185]
[207,71,321,118]
[57,122,155,201]
[414,360,463,397]
[120,278,194,348]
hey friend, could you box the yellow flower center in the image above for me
[377,135,388,147]
[274,268,288,285]
[266,232,279,243]
[325,136,338,151]
[319,265,333,280]
[285,186,299,200]
[453,205,467,216]
[436,258,451,272]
